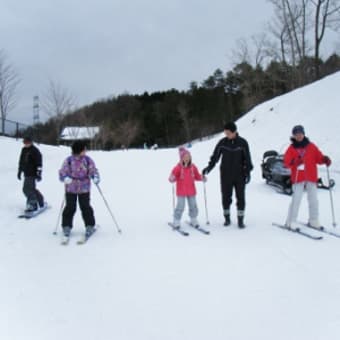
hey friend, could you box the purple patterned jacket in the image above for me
[59,155,99,194]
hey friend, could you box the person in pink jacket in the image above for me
[169,146,205,228]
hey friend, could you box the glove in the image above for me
[245,173,251,184]
[36,168,42,182]
[92,174,100,185]
[17,170,22,180]
[64,176,72,185]
[169,174,176,183]
[323,155,331,167]
[202,167,210,175]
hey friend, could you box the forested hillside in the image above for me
[30,54,340,149]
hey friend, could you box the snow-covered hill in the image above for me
[1,72,340,340]
[238,71,340,169]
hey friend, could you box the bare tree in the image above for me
[42,79,76,118]
[268,0,310,66]
[231,33,272,68]
[267,8,290,63]
[230,34,272,109]
[252,33,273,66]
[98,123,114,149]
[177,101,191,142]
[284,0,309,62]
[111,118,141,148]
[231,38,252,65]
[42,79,76,143]
[0,49,20,134]
[267,0,340,79]
[311,0,340,77]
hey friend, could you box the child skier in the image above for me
[17,135,45,212]
[169,146,205,228]
[59,141,100,237]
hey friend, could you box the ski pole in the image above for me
[172,183,176,211]
[203,181,210,225]
[326,166,337,227]
[53,195,65,235]
[95,183,122,234]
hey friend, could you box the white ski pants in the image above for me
[286,181,319,227]
[173,196,198,223]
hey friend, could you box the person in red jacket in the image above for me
[284,125,331,230]
[169,146,205,228]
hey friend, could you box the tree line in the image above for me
[30,53,340,149]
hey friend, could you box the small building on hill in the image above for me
[60,126,100,149]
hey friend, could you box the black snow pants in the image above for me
[220,173,246,213]
[62,192,95,228]
[23,176,44,207]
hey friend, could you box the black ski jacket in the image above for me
[18,145,42,177]
[205,134,253,180]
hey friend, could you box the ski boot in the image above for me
[25,203,38,213]
[237,216,245,228]
[85,226,95,238]
[308,220,323,230]
[237,211,246,228]
[63,226,71,237]
[190,218,199,228]
[172,219,181,230]
[224,214,231,226]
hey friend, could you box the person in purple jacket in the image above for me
[59,141,100,237]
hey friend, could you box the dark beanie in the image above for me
[224,121,237,132]
[71,140,86,155]
[292,125,305,135]
[23,135,33,143]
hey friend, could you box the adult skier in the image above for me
[284,125,331,230]
[59,140,100,237]
[202,122,253,228]
[17,136,45,212]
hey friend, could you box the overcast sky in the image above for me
[1,0,337,125]
[0,0,274,124]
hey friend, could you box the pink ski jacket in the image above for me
[169,163,203,196]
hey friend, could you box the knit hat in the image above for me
[224,121,237,132]
[72,140,87,155]
[292,125,305,135]
[179,146,191,160]
[23,135,33,144]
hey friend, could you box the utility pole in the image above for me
[33,95,39,125]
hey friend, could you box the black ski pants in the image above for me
[23,176,44,207]
[220,174,246,213]
[62,192,95,228]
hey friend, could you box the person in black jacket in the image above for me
[202,122,253,228]
[17,136,45,212]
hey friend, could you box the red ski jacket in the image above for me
[284,140,325,184]
[169,163,203,196]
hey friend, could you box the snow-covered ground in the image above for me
[1,72,340,340]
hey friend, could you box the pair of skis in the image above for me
[61,227,98,245]
[168,221,210,236]
[272,222,340,240]
[300,223,340,239]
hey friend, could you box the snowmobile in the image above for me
[261,150,335,195]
